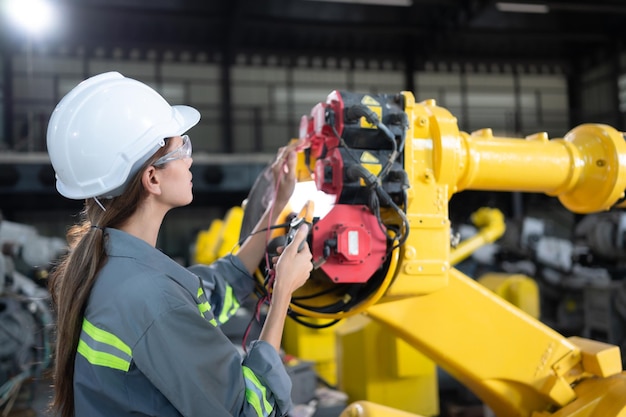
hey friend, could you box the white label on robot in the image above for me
[348,231,359,255]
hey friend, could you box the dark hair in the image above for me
[48,143,170,417]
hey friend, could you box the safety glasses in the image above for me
[153,135,192,166]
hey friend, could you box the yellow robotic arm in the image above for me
[368,94,626,417]
[246,91,626,417]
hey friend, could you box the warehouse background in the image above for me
[2,0,625,259]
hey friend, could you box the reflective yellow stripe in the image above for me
[197,287,211,315]
[197,287,218,326]
[82,318,131,356]
[78,319,132,372]
[242,366,272,417]
[218,285,240,324]
[198,301,211,315]
[77,339,131,371]
[245,388,264,417]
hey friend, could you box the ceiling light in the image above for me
[4,0,56,36]
[496,2,549,13]
[304,0,412,7]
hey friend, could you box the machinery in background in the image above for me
[239,90,626,417]
[0,216,64,412]
[192,206,244,265]
[469,210,626,358]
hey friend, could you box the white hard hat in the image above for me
[46,71,200,199]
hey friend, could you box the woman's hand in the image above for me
[270,141,301,209]
[258,223,312,352]
[273,224,312,298]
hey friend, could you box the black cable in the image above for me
[390,111,408,153]
[235,221,292,248]
[366,185,390,240]
[346,164,409,246]
[333,120,409,249]
[290,296,350,314]
[344,104,400,180]
[225,221,293,283]
[331,125,362,166]
[289,281,369,313]
[287,313,341,329]
[291,284,343,300]
[344,104,396,153]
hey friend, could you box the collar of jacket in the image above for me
[102,227,198,287]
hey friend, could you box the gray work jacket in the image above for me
[74,227,292,417]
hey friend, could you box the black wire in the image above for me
[344,103,402,180]
[330,115,409,246]
[287,312,341,328]
[289,284,365,313]
[289,296,347,313]
[235,221,292,248]
[291,284,343,300]
[223,221,292,282]
[332,125,362,166]
[394,189,409,249]
[346,164,409,246]
[367,186,390,240]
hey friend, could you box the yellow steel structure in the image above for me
[193,218,224,264]
[449,207,506,266]
[478,273,540,319]
[284,92,626,417]
[340,401,428,417]
[215,206,245,257]
[282,317,340,386]
[193,206,244,263]
[336,315,439,416]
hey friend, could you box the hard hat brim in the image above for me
[172,105,201,136]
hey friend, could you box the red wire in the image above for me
[263,159,287,300]
[242,158,288,352]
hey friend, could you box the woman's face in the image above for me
[155,135,194,208]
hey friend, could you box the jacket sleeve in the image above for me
[188,254,256,325]
[133,301,293,417]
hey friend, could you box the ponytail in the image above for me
[48,144,169,417]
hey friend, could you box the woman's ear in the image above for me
[142,166,162,196]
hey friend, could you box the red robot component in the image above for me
[294,90,408,285]
[311,204,387,284]
[304,92,346,199]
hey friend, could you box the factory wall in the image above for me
[1,47,578,154]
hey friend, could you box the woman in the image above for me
[46,72,312,417]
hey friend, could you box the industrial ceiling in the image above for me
[3,0,626,72]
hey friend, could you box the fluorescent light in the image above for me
[4,0,56,36]
[496,2,549,13]
[304,0,412,6]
